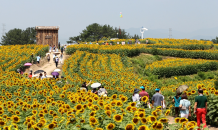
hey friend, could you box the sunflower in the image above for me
[47,123,56,130]
[111,94,117,100]
[113,114,123,122]
[148,116,157,122]
[186,121,197,128]
[89,111,96,116]
[141,117,148,124]
[105,110,112,117]
[89,116,98,125]
[155,122,164,130]
[141,96,148,102]
[125,123,134,130]
[214,90,218,96]
[152,111,158,117]
[75,104,83,111]
[120,96,127,102]
[12,115,20,123]
[32,110,37,115]
[95,128,103,130]
[126,106,132,112]
[179,117,188,124]
[130,102,136,107]
[110,101,116,107]
[159,118,168,123]
[138,112,145,118]
[106,123,115,130]
[132,117,139,125]
[0,120,5,126]
[138,125,149,130]
[164,110,170,116]
[174,117,180,123]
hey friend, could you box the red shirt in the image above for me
[139,90,149,99]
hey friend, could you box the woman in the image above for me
[172,93,181,117]
[81,80,92,92]
[91,88,98,95]
[179,94,191,118]
[55,57,59,68]
[132,88,140,107]
[47,54,50,63]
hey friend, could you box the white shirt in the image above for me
[132,94,140,107]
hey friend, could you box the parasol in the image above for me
[176,85,189,94]
[34,70,45,75]
[24,63,32,66]
[91,83,101,88]
[51,72,59,76]
[54,69,61,72]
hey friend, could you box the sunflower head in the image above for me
[132,117,139,125]
[138,125,149,130]
[125,123,134,130]
[106,123,115,130]
[113,114,123,122]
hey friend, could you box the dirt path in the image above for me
[24,51,70,77]
[168,116,218,130]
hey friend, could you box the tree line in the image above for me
[68,23,140,43]
[0,27,36,45]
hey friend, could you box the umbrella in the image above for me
[54,69,61,72]
[34,70,45,75]
[24,63,32,66]
[51,72,59,76]
[176,85,189,94]
[46,75,53,78]
[91,83,101,88]
[32,75,38,78]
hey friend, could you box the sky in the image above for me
[0,0,218,44]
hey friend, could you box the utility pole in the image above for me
[2,24,6,37]
[169,28,172,39]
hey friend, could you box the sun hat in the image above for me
[155,88,160,91]
[134,88,140,93]
[140,86,145,89]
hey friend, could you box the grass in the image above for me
[129,53,218,88]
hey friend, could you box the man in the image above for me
[152,88,163,108]
[194,89,207,130]
[61,46,64,54]
[139,86,150,108]
[139,86,149,99]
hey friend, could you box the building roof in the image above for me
[35,26,59,30]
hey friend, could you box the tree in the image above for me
[0,27,36,45]
[68,23,130,42]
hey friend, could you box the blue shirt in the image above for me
[180,99,191,114]
[36,56,40,61]
[174,96,181,107]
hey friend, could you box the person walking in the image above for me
[159,90,166,109]
[152,88,163,108]
[36,55,41,67]
[49,46,52,53]
[172,93,181,117]
[139,86,150,108]
[53,54,56,63]
[39,73,43,80]
[55,56,59,68]
[60,54,63,64]
[179,94,191,118]
[47,54,50,63]
[132,88,140,107]
[194,89,207,130]
[61,46,64,54]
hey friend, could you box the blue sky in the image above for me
[0,0,218,43]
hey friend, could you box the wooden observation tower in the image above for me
[35,26,59,47]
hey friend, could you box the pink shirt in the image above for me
[139,90,149,99]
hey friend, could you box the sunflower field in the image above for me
[145,58,218,77]
[0,44,48,71]
[161,79,218,125]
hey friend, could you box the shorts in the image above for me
[180,113,188,118]
[37,61,40,64]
